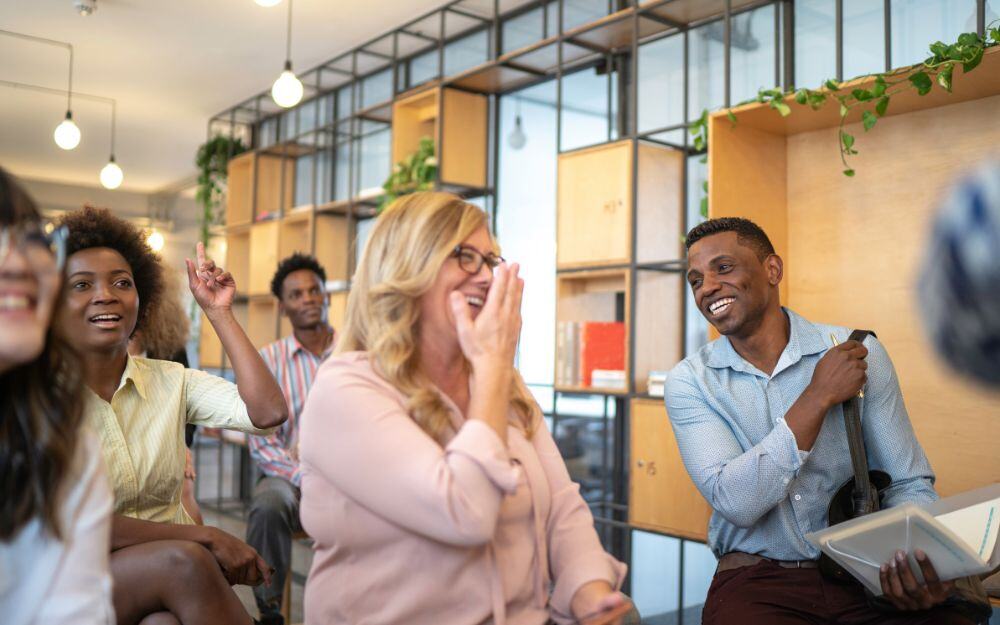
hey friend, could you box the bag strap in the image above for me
[844,329,878,516]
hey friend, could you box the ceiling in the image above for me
[0,0,444,193]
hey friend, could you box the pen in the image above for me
[830,333,864,399]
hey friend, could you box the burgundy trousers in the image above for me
[701,561,978,625]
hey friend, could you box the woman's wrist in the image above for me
[571,580,616,618]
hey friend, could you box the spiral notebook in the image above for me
[805,483,1000,595]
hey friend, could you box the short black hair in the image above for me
[270,253,327,299]
[59,206,164,332]
[685,217,775,261]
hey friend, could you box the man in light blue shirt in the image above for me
[667,217,976,624]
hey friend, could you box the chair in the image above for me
[280,529,310,625]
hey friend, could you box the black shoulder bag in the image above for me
[819,330,992,621]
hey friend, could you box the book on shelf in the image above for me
[591,369,626,391]
[556,321,624,389]
[646,370,670,397]
[805,483,1000,596]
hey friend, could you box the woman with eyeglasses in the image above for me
[298,192,630,625]
[0,167,115,624]
[53,206,288,625]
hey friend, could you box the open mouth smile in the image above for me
[708,297,735,317]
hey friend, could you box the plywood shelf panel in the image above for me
[279,212,313,261]
[630,399,712,541]
[248,221,280,297]
[247,299,279,349]
[226,152,254,227]
[315,213,350,282]
[634,271,684,394]
[709,54,1000,498]
[255,154,295,221]
[225,230,251,295]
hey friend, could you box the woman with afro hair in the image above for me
[55,206,287,625]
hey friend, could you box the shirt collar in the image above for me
[706,308,827,375]
[118,354,148,399]
[287,327,335,360]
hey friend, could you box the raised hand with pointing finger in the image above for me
[186,241,235,315]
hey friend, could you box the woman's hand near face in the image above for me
[449,262,523,444]
[185,242,235,318]
[449,262,523,373]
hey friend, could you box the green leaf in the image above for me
[726,110,738,125]
[700,196,708,218]
[862,110,878,131]
[839,102,849,118]
[702,180,708,193]
[937,64,954,92]
[852,88,875,102]
[841,131,855,151]
[989,27,1000,44]
[909,71,933,95]
[963,47,984,72]
[957,32,979,47]
[872,76,887,97]
[843,169,856,177]
[771,100,792,117]
[795,89,809,105]
[875,96,890,117]
[807,92,827,110]
[824,79,841,91]
[929,41,949,58]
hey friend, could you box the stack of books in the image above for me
[556,321,625,389]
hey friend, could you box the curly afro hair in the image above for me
[685,217,775,261]
[270,253,327,299]
[59,206,164,332]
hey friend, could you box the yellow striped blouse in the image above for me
[84,356,272,525]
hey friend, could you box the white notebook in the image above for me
[806,483,1000,595]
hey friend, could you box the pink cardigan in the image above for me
[299,352,626,625]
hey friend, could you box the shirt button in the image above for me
[794,494,802,501]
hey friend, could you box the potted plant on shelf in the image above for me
[194,135,248,244]
[378,136,437,213]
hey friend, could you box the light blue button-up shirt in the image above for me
[666,308,937,561]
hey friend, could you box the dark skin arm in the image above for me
[111,514,272,587]
[786,340,869,450]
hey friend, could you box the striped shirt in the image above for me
[666,308,937,560]
[250,331,333,487]
[84,356,272,525]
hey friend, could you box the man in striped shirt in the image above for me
[247,253,335,625]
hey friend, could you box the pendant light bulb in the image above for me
[508,115,527,150]
[54,111,81,150]
[271,61,303,108]
[255,0,282,5]
[100,156,123,189]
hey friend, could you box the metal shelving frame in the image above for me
[205,0,991,619]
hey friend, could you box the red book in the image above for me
[580,321,625,387]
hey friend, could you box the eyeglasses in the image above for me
[0,223,68,273]
[451,245,504,276]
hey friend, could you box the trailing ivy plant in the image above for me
[689,23,1000,216]
[378,136,437,213]
[195,135,248,244]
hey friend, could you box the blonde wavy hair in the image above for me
[337,192,539,444]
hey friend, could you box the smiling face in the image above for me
[686,231,782,339]
[279,268,328,330]
[0,231,62,370]
[56,247,140,354]
[417,226,495,345]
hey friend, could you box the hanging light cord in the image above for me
[285,0,293,63]
[0,30,74,112]
[110,99,116,158]
[0,78,115,150]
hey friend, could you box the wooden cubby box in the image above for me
[391,87,488,191]
[226,152,294,225]
[224,225,251,295]
[197,304,249,369]
[634,270,684,394]
[557,139,684,270]
[630,398,712,541]
[247,297,280,350]
[279,209,313,261]
[314,213,350,283]
[247,221,280,297]
[709,46,1000,498]
[554,268,629,395]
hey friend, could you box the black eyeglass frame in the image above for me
[0,223,69,273]
[451,244,505,276]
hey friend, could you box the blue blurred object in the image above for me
[919,159,1000,387]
